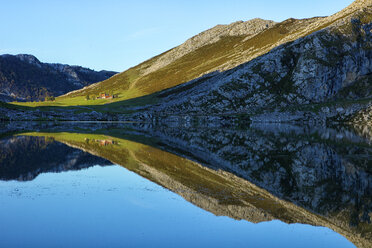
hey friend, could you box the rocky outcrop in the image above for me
[0,54,117,101]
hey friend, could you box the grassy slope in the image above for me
[13,17,325,108]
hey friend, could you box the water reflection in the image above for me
[0,135,112,181]
[0,122,371,247]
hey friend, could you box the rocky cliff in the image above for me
[0,54,117,101]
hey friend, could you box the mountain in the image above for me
[3,0,372,124]
[0,54,117,102]
[124,0,372,122]
[91,0,369,124]
[57,0,370,106]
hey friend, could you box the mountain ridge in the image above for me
[0,54,117,101]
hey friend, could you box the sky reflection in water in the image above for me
[0,165,355,248]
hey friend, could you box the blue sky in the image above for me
[0,0,354,72]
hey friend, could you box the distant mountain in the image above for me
[0,54,117,101]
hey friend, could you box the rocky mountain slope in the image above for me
[57,14,325,103]
[0,54,117,101]
[117,0,371,123]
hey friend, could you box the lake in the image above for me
[0,122,371,248]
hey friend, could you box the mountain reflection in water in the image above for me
[0,122,371,248]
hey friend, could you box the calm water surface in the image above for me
[0,122,370,248]
[0,166,354,248]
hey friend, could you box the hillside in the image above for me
[49,0,370,106]
[60,15,324,104]
[34,17,328,105]
[0,54,117,102]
